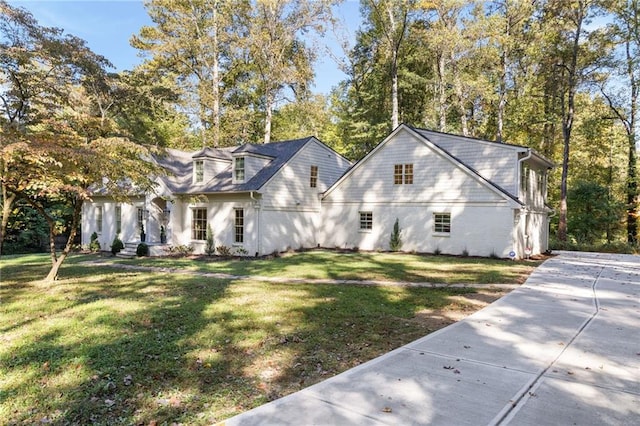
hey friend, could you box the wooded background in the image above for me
[2,0,639,265]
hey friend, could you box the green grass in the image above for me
[110,249,538,284]
[1,252,539,425]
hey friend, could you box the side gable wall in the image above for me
[324,129,505,204]
[261,139,351,210]
[320,128,516,257]
[259,139,352,254]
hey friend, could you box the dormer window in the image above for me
[234,157,245,182]
[194,160,204,183]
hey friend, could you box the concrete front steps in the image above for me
[116,242,169,258]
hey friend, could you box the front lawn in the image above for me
[111,249,538,284]
[1,252,540,425]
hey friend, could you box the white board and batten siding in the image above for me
[320,128,517,257]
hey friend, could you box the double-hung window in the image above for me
[96,206,103,234]
[403,164,413,184]
[234,157,245,182]
[137,208,145,232]
[192,208,207,241]
[194,160,204,183]
[434,213,451,234]
[115,205,122,235]
[234,208,244,243]
[359,211,373,231]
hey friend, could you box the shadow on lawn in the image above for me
[197,250,437,283]
[2,261,245,425]
[256,283,473,400]
[1,255,485,425]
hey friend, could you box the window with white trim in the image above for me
[520,164,530,192]
[194,160,204,183]
[359,211,373,231]
[137,208,144,232]
[96,206,103,234]
[192,208,207,240]
[434,213,451,234]
[234,157,245,182]
[234,208,244,243]
[115,205,122,235]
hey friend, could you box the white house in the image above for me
[82,125,554,259]
[319,125,554,258]
[82,136,352,256]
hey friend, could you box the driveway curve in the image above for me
[221,251,640,426]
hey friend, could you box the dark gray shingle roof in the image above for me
[407,125,523,204]
[155,137,313,195]
[192,147,233,160]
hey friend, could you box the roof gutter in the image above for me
[174,190,260,196]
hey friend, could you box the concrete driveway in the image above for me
[221,251,640,425]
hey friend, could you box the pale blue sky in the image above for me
[9,0,361,95]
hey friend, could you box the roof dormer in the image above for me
[192,147,232,184]
[232,144,273,183]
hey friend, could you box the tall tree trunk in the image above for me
[264,89,273,144]
[558,122,571,242]
[452,58,469,136]
[0,184,16,256]
[437,53,447,132]
[212,1,220,148]
[601,12,639,244]
[45,198,83,282]
[627,129,637,243]
[497,50,507,142]
[557,3,584,243]
[625,33,638,243]
[385,3,406,130]
[391,50,399,129]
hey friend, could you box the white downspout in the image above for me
[546,208,557,253]
[517,148,533,200]
[516,149,533,258]
[250,191,261,256]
